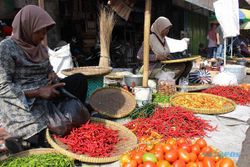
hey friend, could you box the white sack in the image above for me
[48,44,73,78]
[165,37,189,53]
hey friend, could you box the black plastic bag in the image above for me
[46,88,90,136]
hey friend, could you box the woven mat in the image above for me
[161,56,201,64]
[46,117,138,163]
[90,87,136,118]
[170,93,236,114]
[176,84,214,92]
[62,66,111,77]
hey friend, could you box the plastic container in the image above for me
[224,65,246,84]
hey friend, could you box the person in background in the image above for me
[198,43,208,57]
[216,24,224,60]
[207,23,218,58]
[137,16,192,83]
[0,5,90,153]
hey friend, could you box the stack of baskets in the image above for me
[62,66,111,99]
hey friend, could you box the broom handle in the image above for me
[142,0,152,87]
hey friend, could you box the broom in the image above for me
[99,6,116,67]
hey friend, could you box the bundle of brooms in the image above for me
[99,6,116,68]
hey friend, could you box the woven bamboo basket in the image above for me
[0,148,58,161]
[62,66,111,77]
[176,84,214,92]
[161,56,201,64]
[170,93,236,114]
[46,117,138,163]
[90,87,136,118]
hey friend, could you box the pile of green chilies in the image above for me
[0,153,74,167]
[129,103,156,119]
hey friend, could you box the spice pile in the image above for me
[125,106,216,139]
[0,153,74,167]
[203,86,250,106]
[55,121,120,157]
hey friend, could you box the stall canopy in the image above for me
[185,0,214,11]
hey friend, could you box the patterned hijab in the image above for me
[11,5,55,63]
[151,17,172,40]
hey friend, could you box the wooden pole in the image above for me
[142,0,152,87]
[38,0,48,46]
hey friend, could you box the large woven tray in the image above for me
[161,55,201,64]
[170,93,236,114]
[90,87,136,118]
[46,117,138,163]
[176,84,214,92]
[62,66,111,77]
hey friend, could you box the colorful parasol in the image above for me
[240,21,250,29]
[239,8,250,22]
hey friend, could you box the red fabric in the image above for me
[2,26,12,36]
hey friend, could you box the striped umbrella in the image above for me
[239,8,250,22]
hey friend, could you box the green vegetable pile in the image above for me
[0,153,74,167]
[152,93,170,104]
[129,103,156,119]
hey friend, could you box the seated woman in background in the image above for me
[137,16,192,83]
[0,5,90,153]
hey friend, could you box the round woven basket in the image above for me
[176,84,214,92]
[62,66,111,77]
[161,56,201,64]
[0,148,58,161]
[90,87,136,118]
[46,117,138,163]
[170,93,236,114]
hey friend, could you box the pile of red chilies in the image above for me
[125,106,216,138]
[203,86,250,106]
[55,121,120,157]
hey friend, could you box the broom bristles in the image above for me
[99,6,116,67]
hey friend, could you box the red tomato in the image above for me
[191,144,201,155]
[190,152,198,162]
[196,161,204,167]
[132,151,144,164]
[202,157,216,167]
[202,147,213,153]
[172,159,186,167]
[178,148,191,163]
[181,144,192,153]
[162,143,173,153]
[120,154,131,165]
[166,137,177,146]
[122,160,138,167]
[198,152,206,161]
[156,160,171,167]
[219,158,234,167]
[186,162,198,167]
[164,149,178,163]
[139,144,147,151]
[152,150,164,161]
[177,138,190,146]
[195,138,207,149]
[143,161,157,167]
[154,143,164,152]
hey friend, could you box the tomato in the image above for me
[181,144,192,153]
[142,153,158,163]
[139,144,147,151]
[154,143,164,152]
[177,138,190,146]
[143,161,157,167]
[164,149,178,163]
[132,151,144,164]
[178,148,191,163]
[215,159,222,167]
[219,158,234,167]
[120,154,131,165]
[146,144,154,151]
[152,150,164,161]
[190,152,198,162]
[172,159,186,167]
[191,144,201,155]
[202,157,216,167]
[196,161,204,167]
[202,146,213,153]
[122,160,138,167]
[162,143,173,153]
[166,137,177,146]
[186,162,198,167]
[156,160,171,167]
[198,152,206,161]
[195,138,207,149]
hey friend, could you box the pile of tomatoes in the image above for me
[120,137,235,167]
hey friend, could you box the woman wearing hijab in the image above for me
[137,16,192,82]
[0,5,90,153]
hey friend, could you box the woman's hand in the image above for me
[37,82,65,99]
[48,72,59,83]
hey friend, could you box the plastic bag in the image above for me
[212,72,238,86]
[46,88,90,136]
[48,44,73,78]
[155,71,176,96]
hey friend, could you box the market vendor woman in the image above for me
[0,5,90,153]
[137,16,192,83]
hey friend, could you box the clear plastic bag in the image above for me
[156,71,176,96]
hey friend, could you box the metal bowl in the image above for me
[124,74,143,87]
